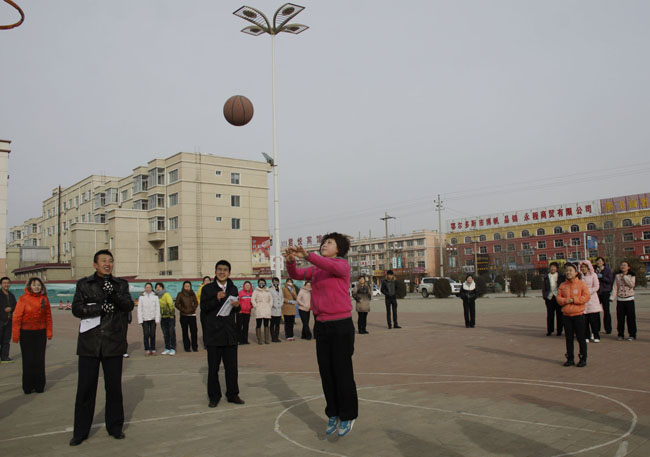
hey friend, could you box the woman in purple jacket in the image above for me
[285,232,358,438]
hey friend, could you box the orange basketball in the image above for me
[223,95,254,126]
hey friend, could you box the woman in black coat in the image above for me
[459,275,478,328]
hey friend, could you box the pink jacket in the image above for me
[286,253,351,322]
[579,260,602,314]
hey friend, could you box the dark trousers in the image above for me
[585,312,601,339]
[206,345,238,401]
[180,315,198,351]
[299,310,312,339]
[0,321,11,360]
[598,292,612,334]
[73,355,124,439]
[161,317,176,350]
[385,297,398,327]
[141,320,156,351]
[563,314,587,361]
[237,313,251,343]
[462,299,476,327]
[616,300,637,338]
[284,314,296,339]
[545,296,564,334]
[357,312,368,333]
[270,316,281,340]
[314,318,358,421]
[256,318,269,328]
[19,329,46,393]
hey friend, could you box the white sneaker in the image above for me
[593,338,600,343]
[585,339,589,344]
[123,353,129,358]
[161,349,170,355]
[169,349,176,355]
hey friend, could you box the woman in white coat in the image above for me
[138,283,161,355]
[251,279,273,345]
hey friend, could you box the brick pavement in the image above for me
[0,293,648,456]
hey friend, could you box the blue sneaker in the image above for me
[338,419,355,437]
[326,416,339,435]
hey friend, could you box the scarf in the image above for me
[155,289,166,298]
[462,281,476,291]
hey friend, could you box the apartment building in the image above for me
[9,217,42,248]
[13,152,271,280]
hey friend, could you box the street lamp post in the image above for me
[234,3,308,280]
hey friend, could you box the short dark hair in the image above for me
[144,282,153,289]
[465,274,474,281]
[243,280,252,288]
[182,280,193,288]
[26,277,46,293]
[93,249,113,264]
[596,256,606,263]
[258,278,267,286]
[202,275,211,281]
[155,282,164,289]
[320,232,350,258]
[387,270,394,275]
[272,277,280,282]
[0,276,10,283]
[549,262,560,269]
[215,260,231,272]
[565,263,578,272]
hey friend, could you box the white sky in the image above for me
[2,1,650,243]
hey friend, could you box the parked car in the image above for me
[417,277,462,298]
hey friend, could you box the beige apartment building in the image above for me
[9,217,42,248]
[14,152,271,280]
[299,230,442,285]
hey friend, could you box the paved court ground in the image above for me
[1,292,648,457]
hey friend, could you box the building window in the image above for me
[450,238,457,245]
[536,228,545,236]
[570,224,580,232]
[158,248,164,262]
[555,252,565,260]
[605,234,614,243]
[604,220,614,229]
[643,216,650,225]
[571,237,581,246]
[215,170,222,176]
[148,193,165,209]
[643,231,650,240]
[464,236,472,243]
[622,219,633,227]
[407,251,415,258]
[507,256,516,264]
[623,232,634,242]
[231,173,240,185]
[521,242,531,250]
[168,216,179,230]
[133,199,148,210]
[168,246,179,261]
[81,215,85,223]
[215,217,222,222]
[231,195,241,207]
[169,193,179,207]
[417,250,425,256]
[507,232,515,239]
[624,247,635,254]
[232,218,241,230]
[149,216,165,232]
[406,240,414,247]
[554,226,563,234]
[537,240,546,249]
[148,167,165,187]
[586,222,596,231]
[168,169,179,183]
[93,193,106,209]
[493,245,502,253]
[521,230,530,237]
[407,262,415,268]
[464,248,473,255]
[644,246,650,254]
[479,235,486,242]
[133,174,148,194]
[121,189,129,202]
[507,243,515,252]
[416,238,424,246]
[493,233,501,240]
[215,194,222,199]
[554,239,564,248]
[75,196,79,207]
[378,253,384,259]
[94,213,106,224]
[417,261,426,268]
[538,253,547,261]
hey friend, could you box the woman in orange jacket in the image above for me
[12,277,53,394]
[556,263,590,367]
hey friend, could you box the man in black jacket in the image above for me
[542,262,565,336]
[381,270,401,329]
[69,250,134,446]
[200,260,244,407]
[0,277,17,363]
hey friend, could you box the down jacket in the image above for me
[557,277,590,317]
[251,287,273,319]
[282,284,298,316]
[579,260,602,314]
[137,292,161,324]
[71,273,134,357]
[12,287,53,341]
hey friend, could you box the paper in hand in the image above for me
[217,296,237,317]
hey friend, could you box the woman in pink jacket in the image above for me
[579,260,601,343]
[285,232,357,438]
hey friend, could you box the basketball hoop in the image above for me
[1,0,25,30]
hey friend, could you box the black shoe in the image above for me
[556,333,562,336]
[394,325,402,329]
[110,432,125,440]
[69,436,87,446]
[546,332,552,336]
[192,348,199,352]
[576,357,587,368]
[387,326,392,329]
[563,360,575,367]
[208,398,220,408]
[227,396,245,405]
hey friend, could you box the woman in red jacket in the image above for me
[237,281,253,344]
[557,264,590,367]
[12,277,53,394]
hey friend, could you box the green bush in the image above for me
[433,278,452,298]
[510,273,527,297]
[395,279,407,299]
[530,275,544,290]
[494,275,506,290]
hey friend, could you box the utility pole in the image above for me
[435,195,444,276]
[381,212,396,272]
[358,231,362,278]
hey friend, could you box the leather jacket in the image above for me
[200,279,240,347]
[71,273,134,357]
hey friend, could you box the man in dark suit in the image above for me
[200,260,244,407]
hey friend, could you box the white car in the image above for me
[417,277,462,298]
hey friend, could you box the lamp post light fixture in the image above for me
[234,3,308,280]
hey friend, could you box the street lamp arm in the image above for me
[240,25,269,36]
[278,23,309,35]
[273,3,305,30]
[233,5,271,32]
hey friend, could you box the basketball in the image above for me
[223,95,254,126]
